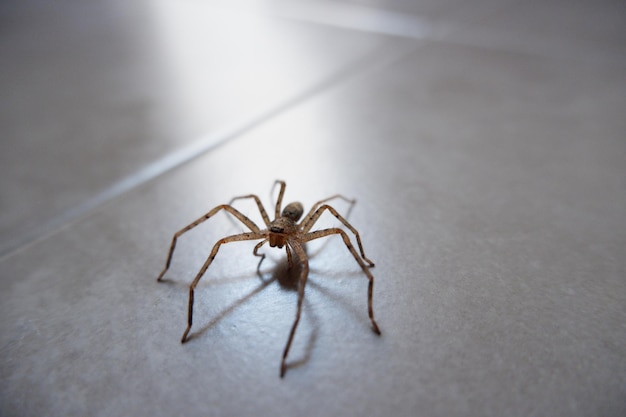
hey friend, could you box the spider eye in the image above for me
[282,202,303,221]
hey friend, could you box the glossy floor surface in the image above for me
[1,1,625,416]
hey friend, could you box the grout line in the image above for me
[8,0,617,260]
[0,40,421,261]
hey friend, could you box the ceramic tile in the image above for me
[447,0,626,66]
[259,0,518,24]
[227,0,520,41]
[256,0,626,66]
[1,34,625,416]
[480,0,626,48]
[0,0,407,256]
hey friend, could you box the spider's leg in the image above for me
[286,245,293,269]
[280,241,308,377]
[157,205,261,282]
[229,194,271,227]
[300,194,355,230]
[304,228,380,335]
[301,205,375,267]
[253,239,268,273]
[272,180,286,219]
[182,231,266,343]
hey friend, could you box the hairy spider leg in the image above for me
[228,194,272,227]
[226,194,273,266]
[157,205,262,282]
[285,245,294,269]
[157,205,261,281]
[304,228,380,335]
[271,180,287,219]
[300,194,355,229]
[182,231,267,343]
[301,205,375,267]
[280,240,309,377]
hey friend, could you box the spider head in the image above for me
[269,218,290,247]
[269,210,299,248]
[281,202,303,221]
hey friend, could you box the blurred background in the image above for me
[1,1,625,416]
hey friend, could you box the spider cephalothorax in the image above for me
[268,202,303,248]
[157,180,380,377]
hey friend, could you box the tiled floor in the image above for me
[1,1,625,416]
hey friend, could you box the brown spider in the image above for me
[157,180,380,377]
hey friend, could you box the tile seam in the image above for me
[0,40,421,261]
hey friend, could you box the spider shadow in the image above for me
[281,297,319,375]
[184,253,313,343]
[307,277,372,331]
[157,270,265,288]
[265,253,321,375]
[184,271,276,343]
[182,252,321,376]
[157,239,351,375]
[266,255,302,292]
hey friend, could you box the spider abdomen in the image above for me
[282,202,304,221]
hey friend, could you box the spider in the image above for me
[157,180,380,377]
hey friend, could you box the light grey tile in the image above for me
[234,0,520,41]
[1,37,625,416]
[447,0,626,66]
[480,0,626,48]
[280,0,518,23]
[254,0,626,66]
[0,0,408,255]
